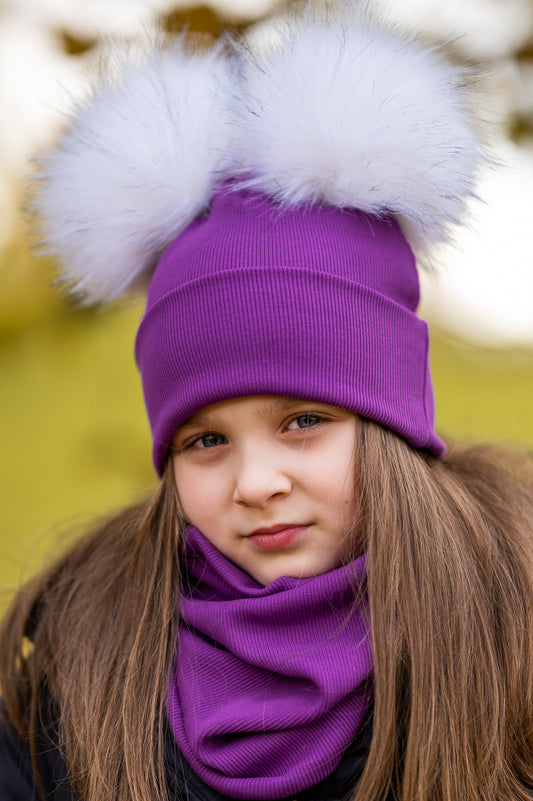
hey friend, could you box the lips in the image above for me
[250,523,302,536]
[248,523,309,551]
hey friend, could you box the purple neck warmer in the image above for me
[166,527,373,800]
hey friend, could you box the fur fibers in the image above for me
[36,11,481,302]
[237,13,480,257]
[36,40,236,301]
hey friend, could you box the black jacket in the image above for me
[0,704,374,801]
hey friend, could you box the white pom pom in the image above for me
[36,12,483,301]
[36,39,236,302]
[236,11,481,256]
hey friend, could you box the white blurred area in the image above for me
[1,0,532,345]
[421,141,533,345]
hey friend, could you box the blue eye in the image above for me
[288,414,322,430]
[195,433,226,449]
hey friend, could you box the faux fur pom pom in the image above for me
[36,41,235,303]
[236,11,481,256]
[36,10,482,303]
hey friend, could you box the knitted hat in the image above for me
[36,10,481,475]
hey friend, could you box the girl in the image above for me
[1,8,533,801]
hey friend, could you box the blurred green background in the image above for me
[1,0,533,615]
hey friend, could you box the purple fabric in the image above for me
[166,527,373,800]
[135,184,445,476]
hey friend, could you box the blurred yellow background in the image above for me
[1,0,532,613]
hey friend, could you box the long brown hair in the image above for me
[354,422,533,801]
[0,468,185,801]
[1,420,533,800]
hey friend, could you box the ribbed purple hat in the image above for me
[135,183,445,476]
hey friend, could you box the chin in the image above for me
[252,559,333,586]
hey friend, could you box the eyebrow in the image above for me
[179,397,315,432]
[177,413,215,432]
[255,397,313,417]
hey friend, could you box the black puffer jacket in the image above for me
[0,703,375,801]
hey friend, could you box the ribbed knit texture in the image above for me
[166,527,373,800]
[135,185,444,475]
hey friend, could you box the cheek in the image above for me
[339,482,358,520]
[327,475,357,520]
[339,463,357,519]
[172,460,201,522]
[172,459,228,525]
[313,437,354,481]
[318,441,357,517]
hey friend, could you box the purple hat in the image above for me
[36,11,480,475]
[136,183,444,473]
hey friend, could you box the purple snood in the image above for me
[167,527,373,799]
[135,183,445,475]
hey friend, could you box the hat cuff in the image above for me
[135,266,445,475]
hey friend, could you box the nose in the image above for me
[233,446,292,508]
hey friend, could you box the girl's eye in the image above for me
[287,413,323,430]
[192,433,227,449]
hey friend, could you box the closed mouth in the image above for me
[247,524,310,551]
[248,523,308,537]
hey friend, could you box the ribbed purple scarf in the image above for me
[166,527,373,799]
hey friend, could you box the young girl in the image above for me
[1,8,532,801]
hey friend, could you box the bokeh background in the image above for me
[1,0,532,612]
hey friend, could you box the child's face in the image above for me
[172,396,358,585]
